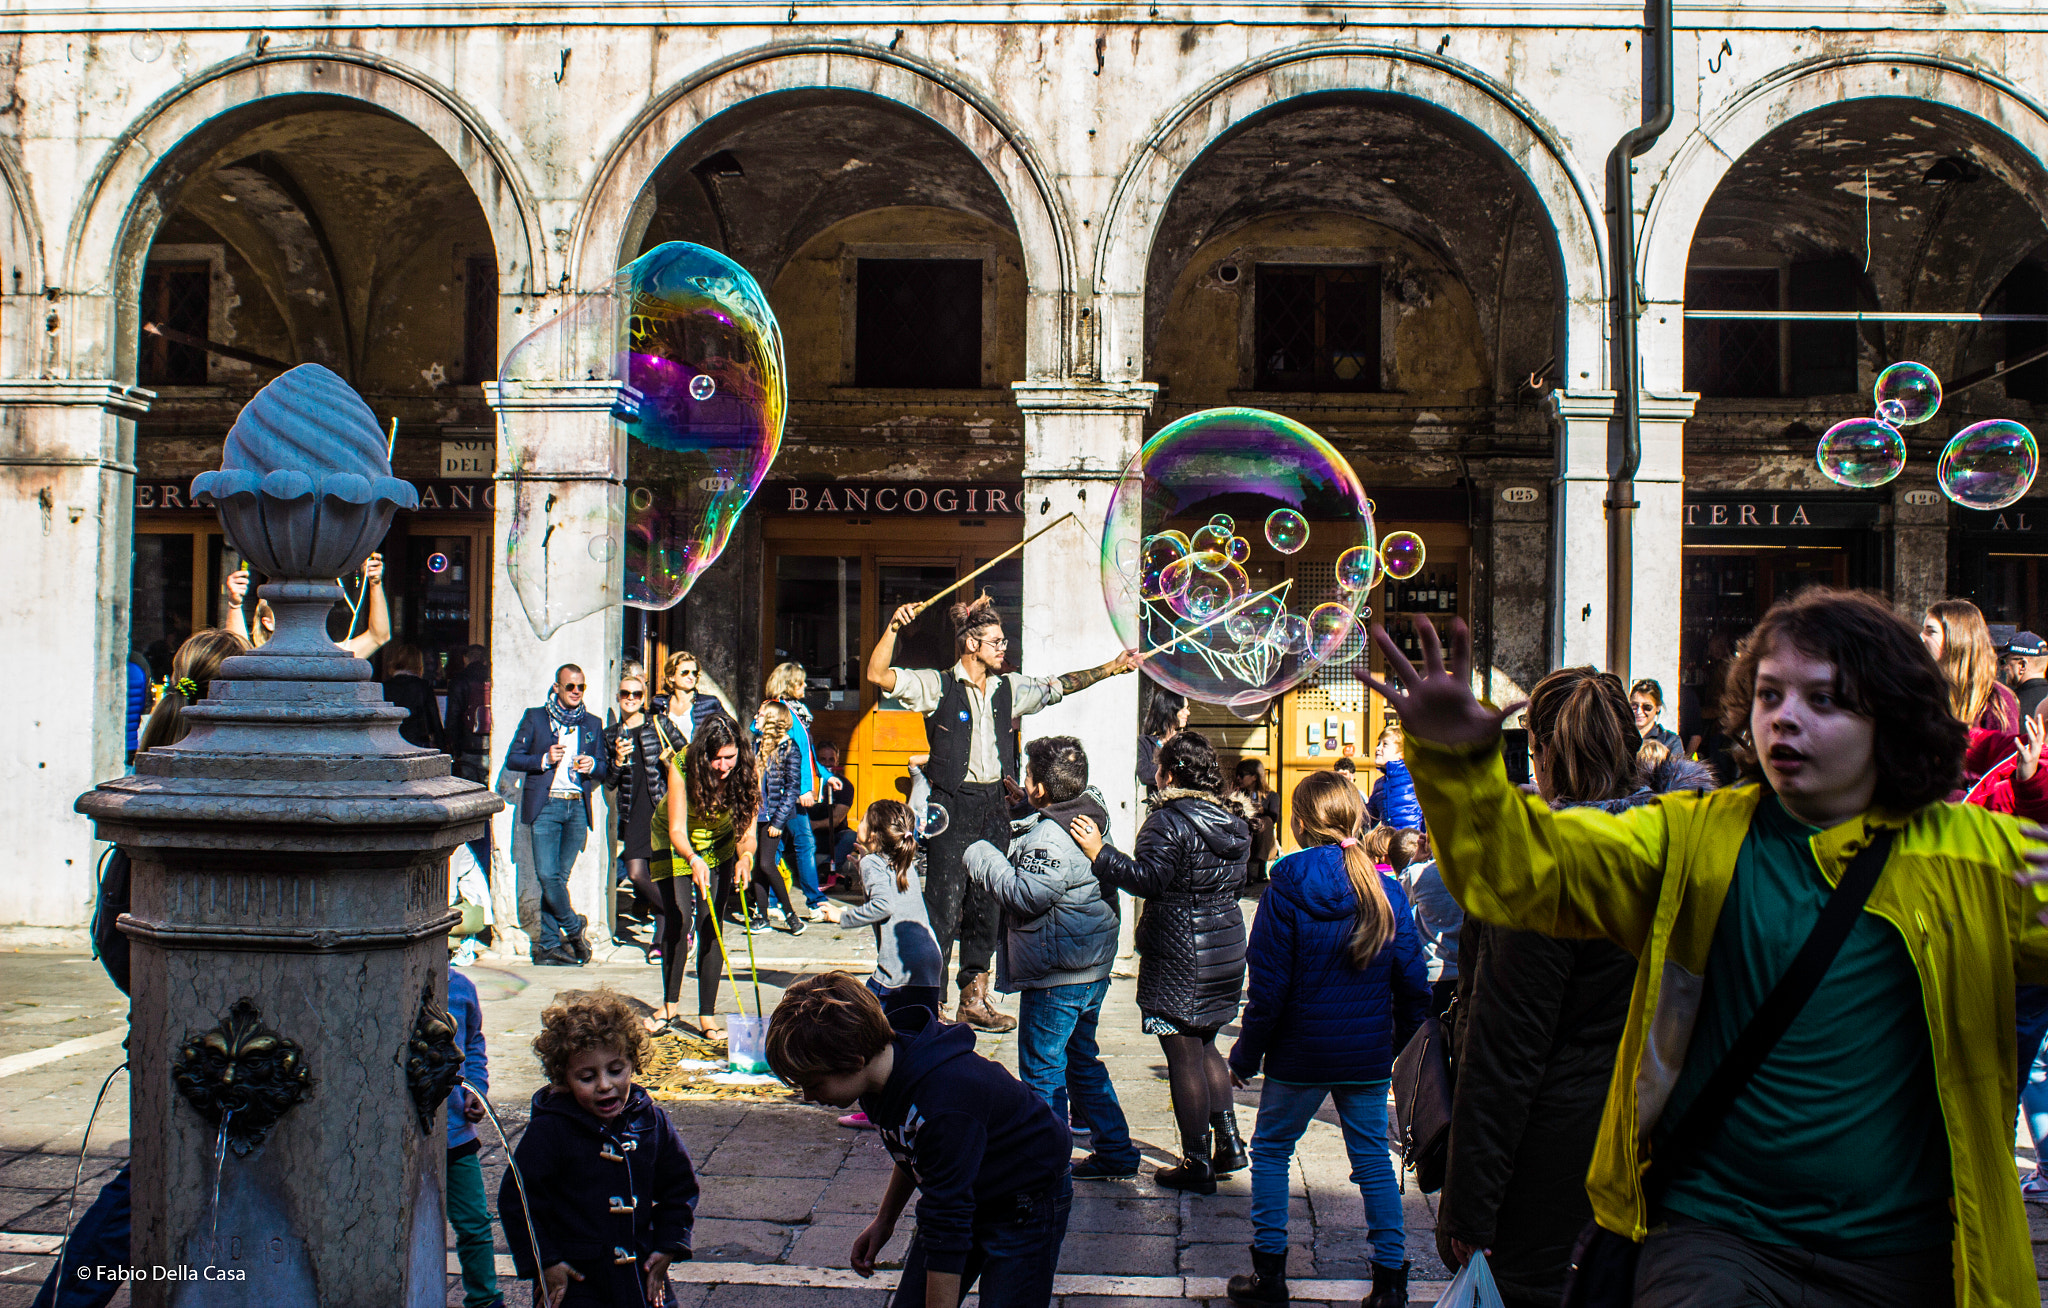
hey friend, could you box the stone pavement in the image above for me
[4,923,2048,1307]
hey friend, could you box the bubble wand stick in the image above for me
[1138,578,1294,659]
[901,512,1079,623]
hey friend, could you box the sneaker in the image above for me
[837,1111,875,1130]
[783,913,808,937]
[746,916,774,936]
[1072,1154,1139,1181]
[2024,1167,2048,1203]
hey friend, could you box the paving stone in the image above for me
[1178,1240,1311,1278]
[812,1170,893,1216]
[695,1176,832,1224]
[1065,1195,1178,1235]
[702,1142,849,1179]
[700,1286,889,1308]
[784,1218,914,1269]
[691,1218,796,1263]
[0,1154,122,1190]
[1052,1230,1176,1276]
[1181,1193,1311,1241]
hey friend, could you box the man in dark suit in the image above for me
[505,663,610,965]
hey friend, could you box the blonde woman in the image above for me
[1923,598,2023,782]
[762,661,830,918]
[749,701,806,933]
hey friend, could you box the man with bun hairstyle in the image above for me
[867,592,1138,1031]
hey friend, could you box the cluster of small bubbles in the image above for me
[1265,509,1309,554]
[1815,361,1940,490]
[498,242,785,639]
[1939,419,2040,510]
[1380,532,1427,581]
[1101,408,1374,707]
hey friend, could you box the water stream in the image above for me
[207,1108,235,1253]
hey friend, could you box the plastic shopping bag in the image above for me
[1433,1249,1506,1308]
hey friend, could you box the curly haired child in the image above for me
[500,990,699,1307]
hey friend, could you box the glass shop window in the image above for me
[1684,268,1779,398]
[876,563,958,711]
[1254,265,1381,392]
[775,555,865,715]
[855,259,982,388]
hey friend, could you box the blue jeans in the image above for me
[1017,979,1138,1169]
[892,1175,1072,1308]
[1250,1079,1403,1266]
[33,1164,129,1308]
[529,797,589,953]
[779,809,825,907]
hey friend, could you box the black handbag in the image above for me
[1560,828,1898,1307]
[1392,1010,1455,1193]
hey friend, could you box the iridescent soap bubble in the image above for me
[1816,418,1906,489]
[1874,361,1942,427]
[1190,523,1232,559]
[1139,533,1190,600]
[1265,509,1309,554]
[1100,407,1373,707]
[922,803,950,838]
[1309,602,1356,660]
[1381,531,1426,581]
[1337,546,1380,593]
[498,241,785,639]
[1938,420,2039,510]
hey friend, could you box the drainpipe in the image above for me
[1605,0,1674,680]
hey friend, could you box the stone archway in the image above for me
[1097,44,1608,387]
[573,44,1075,377]
[1638,52,2048,392]
[0,142,47,379]
[64,51,544,381]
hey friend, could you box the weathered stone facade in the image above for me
[4,2,2046,930]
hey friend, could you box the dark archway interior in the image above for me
[636,89,1015,285]
[1141,91,1567,400]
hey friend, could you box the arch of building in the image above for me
[573,45,1073,377]
[0,142,46,378]
[63,51,544,381]
[1638,52,2048,390]
[1097,45,1608,387]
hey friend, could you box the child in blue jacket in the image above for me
[1226,769,1429,1308]
[1364,725,1425,831]
[445,968,498,1308]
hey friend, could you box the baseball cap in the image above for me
[2008,631,2048,658]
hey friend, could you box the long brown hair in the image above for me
[756,700,794,771]
[1526,667,1642,803]
[1927,599,2010,728]
[863,799,919,891]
[1290,769,1394,966]
[687,715,759,824]
[138,627,248,753]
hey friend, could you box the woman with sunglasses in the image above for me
[606,672,679,970]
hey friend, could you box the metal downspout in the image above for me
[1606,0,1675,679]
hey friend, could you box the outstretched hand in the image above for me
[1359,618,1524,748]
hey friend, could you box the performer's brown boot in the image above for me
[956,974,1016,1033]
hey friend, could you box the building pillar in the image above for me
[1629,394,1698,701]
[1549,391,1614,671]
[1892,475,1950,623]
[1474,473,1551,707]
[0,379,151,937]
[483,381,629,957]
[1012,380,1157,844]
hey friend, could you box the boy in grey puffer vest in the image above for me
[964,735,1140,1180]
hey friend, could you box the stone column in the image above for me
[1892,475,1950,622]
[1014,381,1155,967]
[77,418,501,1307]
[483,381,629,957]
[0,379,150,938]
[1629,394,1698,700]
[1549,390,1615,670]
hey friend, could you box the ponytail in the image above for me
[1290,770,1394,965]
[1526,667,1641,803]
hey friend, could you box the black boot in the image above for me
[1226,1245,1288,1307]
[1154,1132,1218,1195]
[1211,1110,1249,1176]
[1361,1261,1409,1308]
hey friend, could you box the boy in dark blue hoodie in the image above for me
[500,991,699,1306]
[766,973,1072,1308]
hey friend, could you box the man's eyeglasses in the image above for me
[560,682,586,692]
[976,635,1010,650]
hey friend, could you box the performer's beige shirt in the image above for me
[887,663,1063,784]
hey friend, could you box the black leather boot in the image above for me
[1211,1109,1250,1175]
[1361,1260,1409,1308]
[1154,1131,1218,1195]
[1226,1245,1288,1307]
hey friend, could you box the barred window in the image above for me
[1254,265,1381,392]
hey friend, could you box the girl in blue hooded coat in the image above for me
[1226,768,1430,1308]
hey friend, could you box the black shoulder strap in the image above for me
[1646,825,1899,1202]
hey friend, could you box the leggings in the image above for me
[652,861,735,1014]
[753,825,801,922]
[1158,1031,1235,1151]
[623,858,659,950]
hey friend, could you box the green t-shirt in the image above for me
[1655,793,1952,1256]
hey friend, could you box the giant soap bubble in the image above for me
[1816,418,1906,489]
[1101,408,1373,706]
[497,242,785,638]
[1938,419,2038,510]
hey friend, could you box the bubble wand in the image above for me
[899,512,1079,624]
[1139,578,1294,658]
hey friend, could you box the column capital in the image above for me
[1010,379,1159,415]
[482,379,637,414]
[0,378,153,418]
[1545,389,1699,424]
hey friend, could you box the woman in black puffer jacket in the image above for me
[1072,730,1251,1194]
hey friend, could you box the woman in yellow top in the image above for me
[650,713,758,1040]
[1366,590,2048,1308]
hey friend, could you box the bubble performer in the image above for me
[865,593,1140,1032]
